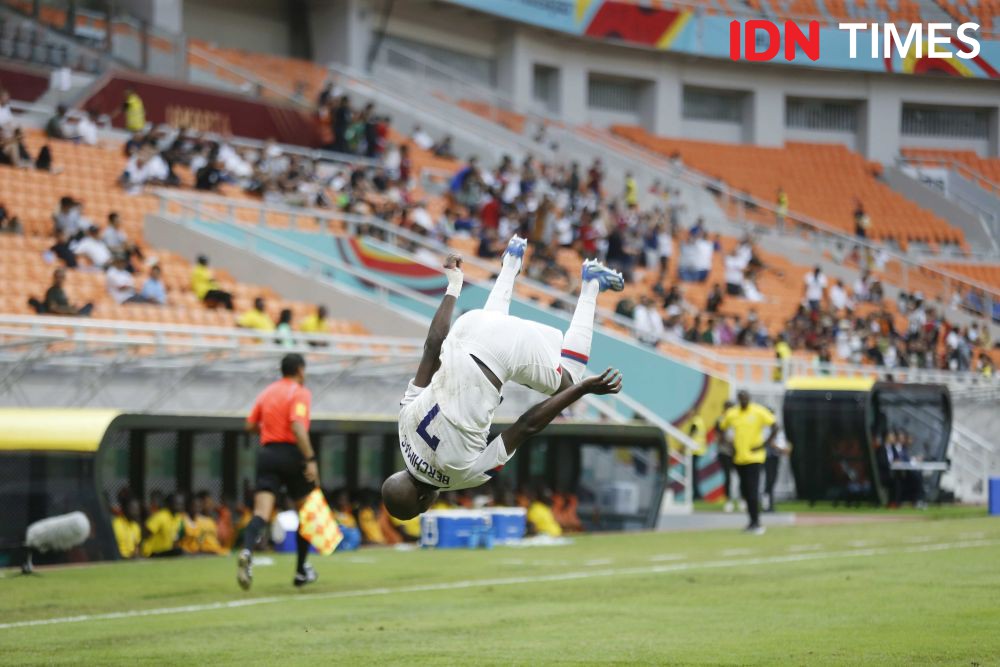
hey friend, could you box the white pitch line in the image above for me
[583,558,614,567]
[648,554,686,562]
[720,548,753,556]
[787,544,823,552]
[1,539,996,632]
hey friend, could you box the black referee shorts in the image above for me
[255,443,313,501]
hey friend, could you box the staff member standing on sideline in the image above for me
[719,390,779,534]
[238,353,318,589]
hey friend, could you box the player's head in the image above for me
[737,390,750,409]
[381,470,438,520]
[281,353,306,383]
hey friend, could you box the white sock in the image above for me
[483,252,521,315]
[560,279,599,383]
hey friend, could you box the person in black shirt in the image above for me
[706,283,724,313]
[49,230,77,268]
[332,95,352,154]
[30,268,93,316]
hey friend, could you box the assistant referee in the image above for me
[719,390,779,534]
[238,353,319,590]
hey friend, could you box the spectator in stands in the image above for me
[706,283,724,314]
[275,308,295,347]
[775,186,788,232]
[71,109,99,146]
[655,223,673,286]
[804,266,827,311]
[300,305,330,340]
[829,278,850,312]
[195,155,225,192]
[53,196,88,240]
[142,492,184,557]
[853,200,870,238]
[106,254,151,304]
[624,171,638,208]
[191,255,234,310]
[331,95,352,153]
[0,88,13,129]
[0,126,32,168]
[121,144,170,192]
[238,296,275,331]
[44,231,77,268]
[633,295,664,347]
[432,134,455,159]
[411,124,433,151]
[724,249,746,297]
[72,225,112,270]
[693,230,714,283]
[120,88,146,134]
[44,104,70,140]
[112,498,143,559]
[29,268,93,316]
[139,264,167,305]
[0,201,21,235]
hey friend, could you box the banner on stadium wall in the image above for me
[79,72,324,146]
[443,0,1000,79]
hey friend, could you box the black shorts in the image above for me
[255,443,313,501]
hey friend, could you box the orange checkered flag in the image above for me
[297,489,344,556]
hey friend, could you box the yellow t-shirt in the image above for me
[719,403,776,465]
[358,507,386,544]
[527,501,563,537]
[300,313,328,334]
[191,265,216,300]
[773,340,792,381]
[688,415,707,456]
[124,93,146,132]
[142,509,182,556]
[625,177,638,207]
[112,515,141,559]
[390,515,421,539]
[237,309,274,331]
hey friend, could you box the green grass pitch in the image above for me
[2,514,999,665]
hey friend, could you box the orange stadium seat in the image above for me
[0,130,368,336]
[611,125,967,250]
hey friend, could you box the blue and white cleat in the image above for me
[504,235,528,261]
[582,259,625,292]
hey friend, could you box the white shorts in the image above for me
[451,310,563,395]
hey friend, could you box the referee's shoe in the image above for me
[294,562,318,588]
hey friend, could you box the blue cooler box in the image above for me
[488,508,527,543]
[989,477,1000,516]
[421,510,491,548]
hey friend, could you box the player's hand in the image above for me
[444,253,463,271]
[303,460,319,485]
[583,368,623,395]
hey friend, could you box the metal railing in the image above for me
[897,154,1000,199]
[186,43,309,109]
[589,127,1000,312]
[154,189,1000,396]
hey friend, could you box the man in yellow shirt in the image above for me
[112,498,142,559]
[719,390,779,534]
[237,297,275,331]
[143,493,184,557]
[191,255,234,310]
[300,306,329,334]
[122,89,146,133]
[527,490,563,537]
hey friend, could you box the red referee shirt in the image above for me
[248,378,312,445]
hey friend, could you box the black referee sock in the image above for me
[243,515,267,551]
[295,532,309,574]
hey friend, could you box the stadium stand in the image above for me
[0,128,366,333]
[611,125,967,250]
[901,147,1000,188]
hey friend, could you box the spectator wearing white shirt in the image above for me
[693,233,714,283]
[73,110,99,146]
[829,279,850,312]
[724,250,746,296]
[53,196,89,240]
[655,223,673,285]
[411,125,433,151]
[803,266,827,311]
[102,212,128,253]
[633,295,664,347]
[0,89,13,129]
[106,255,151,304]
[71,226,112,269]
[121,147,169,191]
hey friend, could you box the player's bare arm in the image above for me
[413,253,463,387]
[292,420,318,484]
[501,367,623,454]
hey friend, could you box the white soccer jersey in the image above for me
[398,310,563,490]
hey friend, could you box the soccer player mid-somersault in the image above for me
[382,235,625,520]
